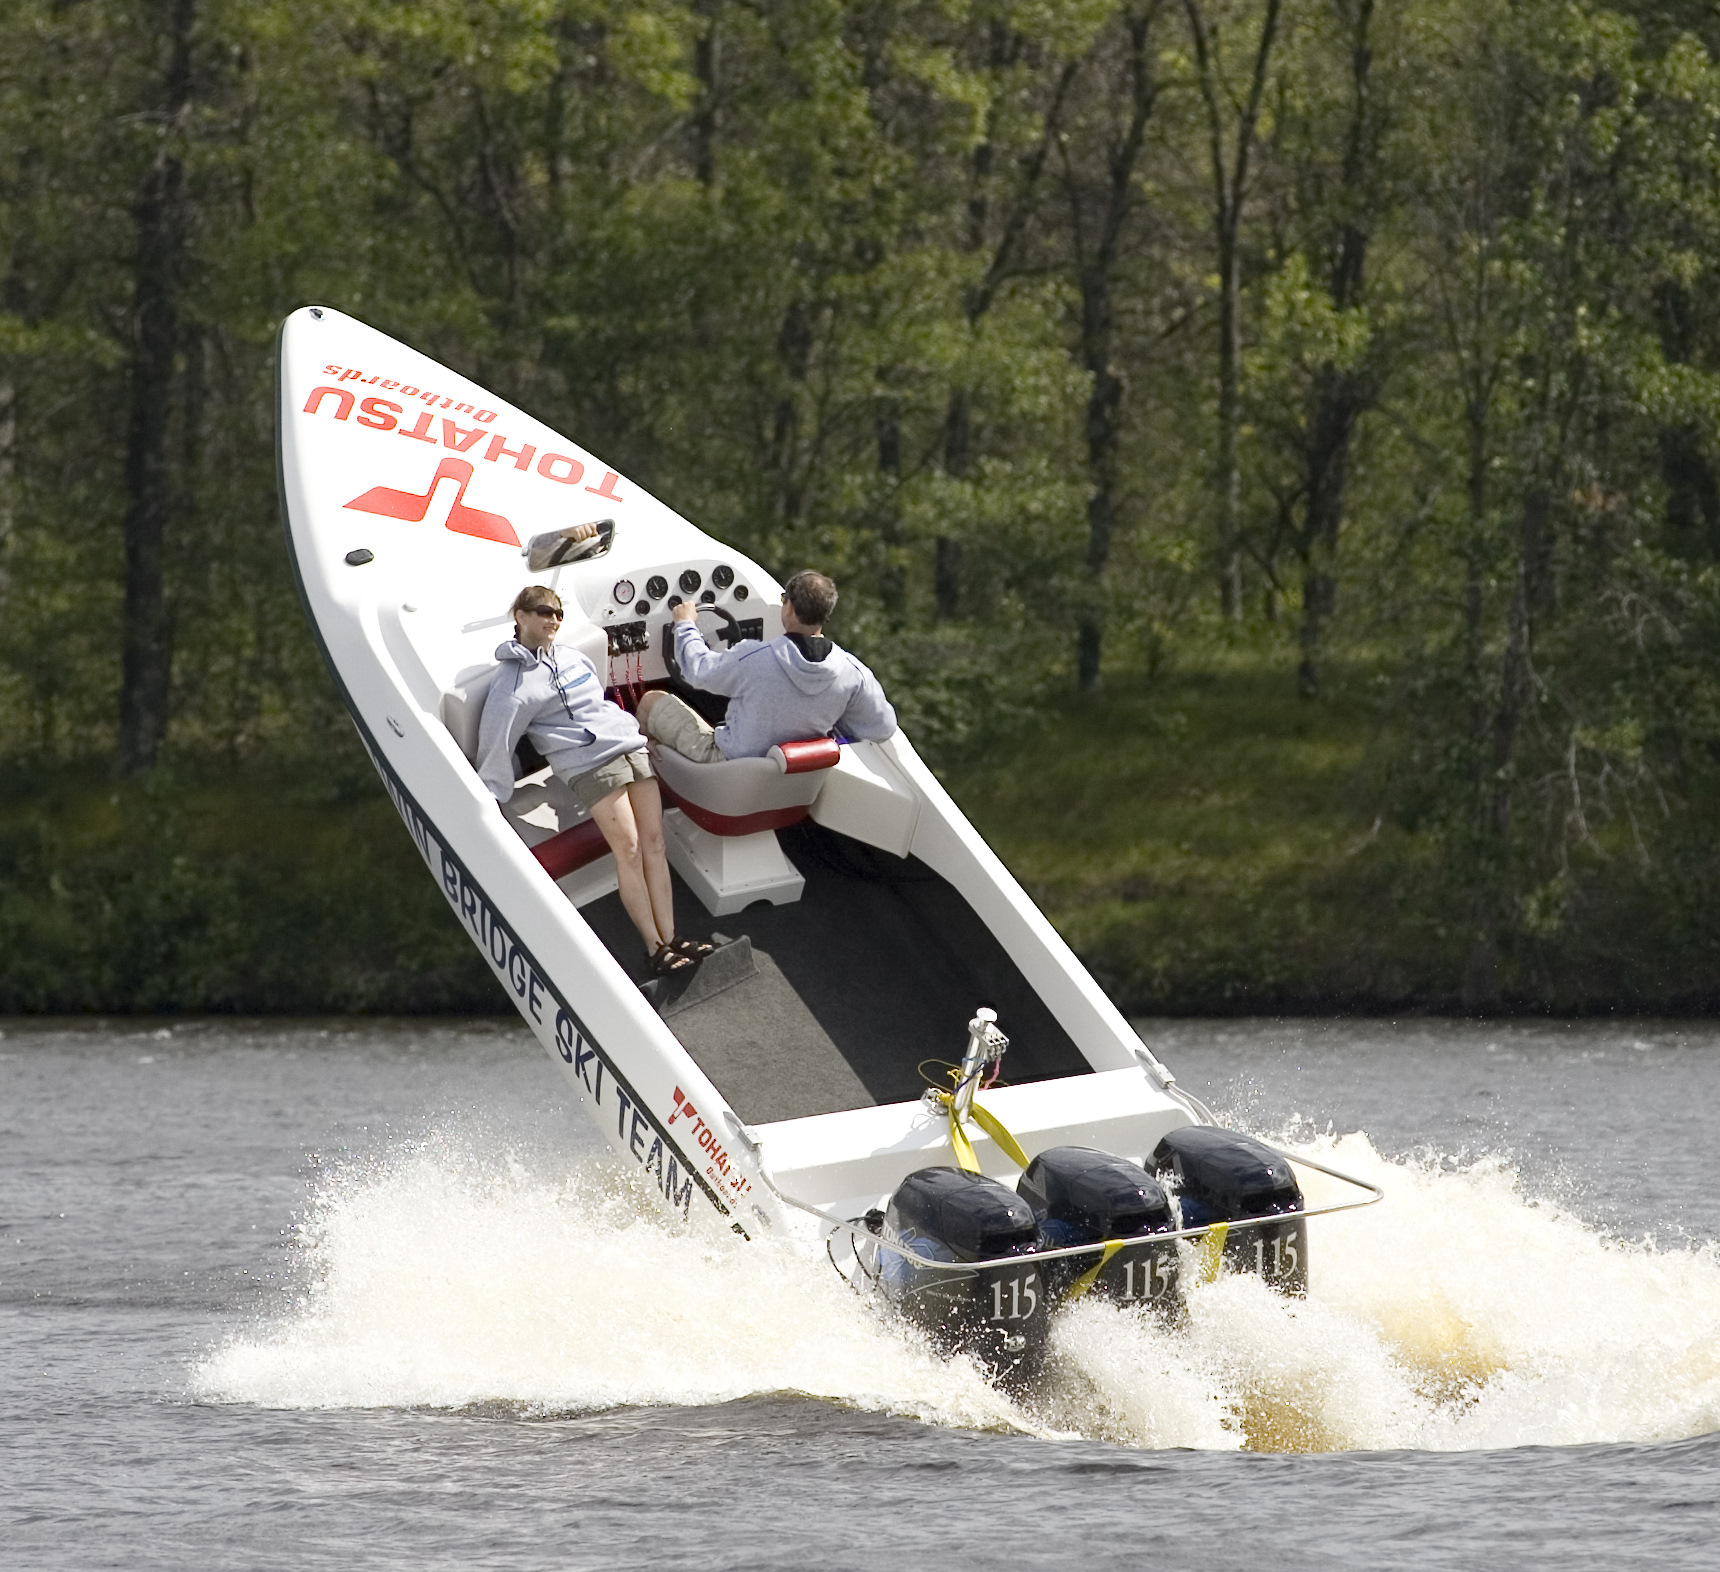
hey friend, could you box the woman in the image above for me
[476,583,707,977]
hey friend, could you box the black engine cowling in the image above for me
[879,1166,1049,1384]
[1016,1146,1181,1318]
[1151,1127,1307,1294]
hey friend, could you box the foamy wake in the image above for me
[194,1130,1720,1452]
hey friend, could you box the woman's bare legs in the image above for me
[588,787,667,951]
[625,777,678,946]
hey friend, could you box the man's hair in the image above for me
[782,570,837,627]
[511,584,562,616]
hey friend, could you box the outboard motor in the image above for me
[879,1166,1049,1386]
[1017,1146,1181,1319]
[1152,1127,1307,1295]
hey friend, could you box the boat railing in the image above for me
[811,1144,1385,1281]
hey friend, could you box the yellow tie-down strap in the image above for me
[1199,1220,1230,1282]
[941,1092,1032,1175]
[1065,1239,1125,1301]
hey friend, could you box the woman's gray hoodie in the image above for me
[476,638,646,803]
[672,622,896,760]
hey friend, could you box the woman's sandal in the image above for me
[649,942,696,977]
[670,935,717,961]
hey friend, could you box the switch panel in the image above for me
[605,620,649,654]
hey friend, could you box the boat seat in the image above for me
[649,737,840,836]
[441,663,499,764]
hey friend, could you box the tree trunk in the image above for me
[1185,0,1283,621]
[692,0,719,187]
[1077,364,1123,690]
[771,297,811,524]
[0,375,13,611]
[876,384,906,620]
[935,535,963,621]
[1215,202,1244,619]
[117,0,195,777]
[1295,0,1376,695]
[1295,356,1364,696]
[935,50,1077,624]
[1461,489,1545,1010]
[937,386,969,618]
[1659,425,1720,561]
[1067,7,1156,690]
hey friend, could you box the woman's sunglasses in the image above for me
[521,604,563,619]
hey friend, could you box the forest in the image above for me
[4,0,1720,1015]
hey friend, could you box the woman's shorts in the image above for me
[566,748,654,812]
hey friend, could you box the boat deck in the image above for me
[579,821,1091,1124]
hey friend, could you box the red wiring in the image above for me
[604,642,652,712]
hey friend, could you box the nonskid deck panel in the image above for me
[579,821,1091,1124]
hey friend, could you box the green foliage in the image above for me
[0,747,499,1013]
[4,0,1720,1009]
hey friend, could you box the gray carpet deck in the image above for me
[581,821,1090,1126]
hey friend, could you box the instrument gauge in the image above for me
[712,564,735,590]
[613,579,636,606]
[679,568,703,594]
[645,575,668,600]
[733,585,749,601]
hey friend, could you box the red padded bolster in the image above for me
[530,819,609,881]
[774,737,841,774]
[657,780,812,837]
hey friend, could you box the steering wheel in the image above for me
[708,605,745,647]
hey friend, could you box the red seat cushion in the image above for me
[655,781,813,837]
[530,819,609,881]
[771,737,841,774]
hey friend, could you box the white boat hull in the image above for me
[275,306,1202,1247]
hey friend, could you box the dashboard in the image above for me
[572,557,774,685]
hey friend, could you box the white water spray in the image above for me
[195,1128,1720,1452]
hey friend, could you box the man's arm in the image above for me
[837,656,898,741]
[672,611,752,695]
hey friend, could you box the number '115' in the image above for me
[988,1275,1039,1320]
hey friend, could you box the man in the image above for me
[636,569,896,761]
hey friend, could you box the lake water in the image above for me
[4,1016,1718,1569]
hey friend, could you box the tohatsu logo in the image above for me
[346,455,517,545]
[302,381,626,549]
[668,1086,751,1196]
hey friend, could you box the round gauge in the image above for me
[613,579,636,606]
[733,585,749,601]
[700,589,716,604]
[679,568,702,594]
[667,595,683,610]
[712,564,735,590]
[645,575,668,600]
[635,599,650,615]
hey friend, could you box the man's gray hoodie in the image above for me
[673,621,896,760]
[476,639,646,803]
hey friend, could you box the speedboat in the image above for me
[276,306,1380,1385]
